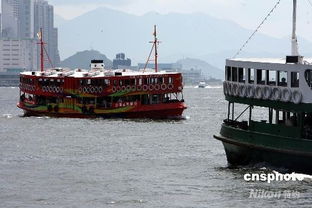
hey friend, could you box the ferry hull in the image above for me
[18,102,186,119]
[214,124,312,173]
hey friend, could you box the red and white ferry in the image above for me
[17,26,187,118]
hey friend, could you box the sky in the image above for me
[47,0,312,41]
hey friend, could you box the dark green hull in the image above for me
[214,124,312,173]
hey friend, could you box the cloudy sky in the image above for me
[48,0,312,41]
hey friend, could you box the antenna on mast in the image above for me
[143,25,161,73]
[291,0,299,56]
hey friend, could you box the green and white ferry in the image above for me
[214,0,312,173]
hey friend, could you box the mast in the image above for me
[153,25,158,73]
[291,0,299,56]
[37,28,45,72]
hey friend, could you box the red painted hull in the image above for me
[18,102,186,119]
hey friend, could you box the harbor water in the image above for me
[1,87,311,207]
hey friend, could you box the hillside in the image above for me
[57,7,312,67]
[60,50,112,69]
[177,58,223,79]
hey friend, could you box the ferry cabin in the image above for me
[223,57,312,140]
[18,68,185,117]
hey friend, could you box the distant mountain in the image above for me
[177,58,223,79]
[57,7,312,65]
[60,50,113,69]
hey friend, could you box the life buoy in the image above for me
[161,84,167,90]
[155,84,160,91]
[255,86,263,99]
[233,83,240,97]
[42,86,46,92]
[272,87,281,101]
[143,85,148,91]
[121,86,126,91]
[282,88,292,102]
[98,86,103,93]
[112,86,117,93]
[78,87,83,93]
[126,85,132,91]
[137,85,142,91]
[239,84,247,97]
[292,90,302,104]
[247,85,255,98]
[168,84,174,90]
[149,85,154,91]
[116,86,121,92]
[56,87,60,93]
[223,82,228,95]
[83,87,88,93]
[263,86,272,100]
[90,86,95,93]
[131,85,136,91]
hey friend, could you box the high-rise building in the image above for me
[1,0,34,39]
[34,0,60,67]
[0,39,37,71]
[113,53,131,69]
[0,0,60,71]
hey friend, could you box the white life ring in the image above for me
[247,85,255,98]
[161,84,167,90]
[56,87,60,93]
[126,85,132,91]
[112,86,117,93]
[143,85,148,91]
[272,87,281,101]
[233,83,240,96]
[281,88,292,102]
[117,86,121,91]
[292,90,302,104]
[255,86,263,99]
[239,84,247,97]
[137,85,142,91]
[263,86,272,100]
[131,85,136,91]
[168,84,174,90]
[149,85,154,91]
[78,87,83,93]
[83,87,88,93]
[155,84,160,91]
[42,86,46,92]
[98,86,103,93]
[223,82,228,95]
[53,86,57,93]
[90,86,95,93]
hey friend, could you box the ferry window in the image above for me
[119,80,123,86]
[278,71,287,87]
[232,67,238,82]
[267,70,276,86]
[256,69,266,85]
[105,79,110,85]
[226,66,231,81]
[158,77,163,84]
[114,80,117,86]
[138,78,142,85]
[291,72,299,88]
[87,79,91,85]
[305,70,312,88]
[238,68,245,83]
[248,68,254,84]
[169,77,173,84]
[130,79,135,85]
[125,79,130,85]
